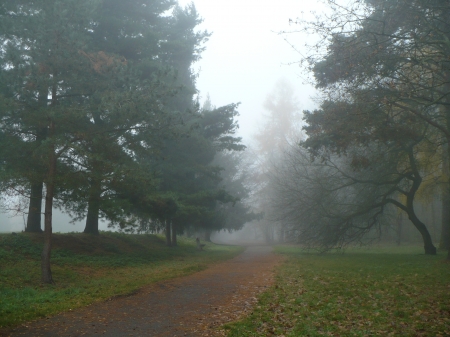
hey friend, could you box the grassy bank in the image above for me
[225,246,450,337]
[0,232,243,328]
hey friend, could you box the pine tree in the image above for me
[0,0,102,282]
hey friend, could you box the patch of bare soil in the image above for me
[3,246,282,337]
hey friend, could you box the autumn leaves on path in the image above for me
[6,246,282,337]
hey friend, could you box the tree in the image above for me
[0,0,204,281]
[289,0,450,255]
[301,93,438,254]
[251,79,302,243]
[210,151,259,240]
[151,102,245,246]
[440,145,450,250]
[75,0,185,235]
[0,0,105,282]
[254,79,302,155]
[52,1,207,237]
[271,134,438,253]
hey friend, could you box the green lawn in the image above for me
[0,232,243,328]
[225,245,450,337]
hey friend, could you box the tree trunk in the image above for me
[204,229,212,242]
[278,224,286,243]
[171,221,177,247]
[41,123,56,284]
[26,124,47,233]
[396,212,403,245]
[440,187,450,250]
[443,110,450,258]
[440,143,450,250]
[26,182,43,232]
[407,209,437,255]
[405,148,436,255]
[84,178,101,235]
[263,222,273,244]
[165,220,172,246]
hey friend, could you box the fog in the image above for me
[178,0,320,140]
[0,208,106,233]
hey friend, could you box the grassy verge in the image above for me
[0,232,243,328]
[225,245,450,337]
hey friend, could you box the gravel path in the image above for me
[4,246,282,337]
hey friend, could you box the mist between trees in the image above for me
[255,0,450,259]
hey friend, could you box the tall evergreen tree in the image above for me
[0,0,101,282]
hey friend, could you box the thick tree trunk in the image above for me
[165,220,172,246]
[443,110,450,258]
[441,143,450,250]
[171,222,177,247]
[41,125,56,284]
[26,182,43,232]
[204,229,212,242]
[26,124,47,233]
[396,213,403,245]
[405,148,437,255]
[263,222,274,244]
[84,179,101,235]
[440,185,450,250]
[406,149,436,255]
[407,209,437,255]
[278,224,286,243]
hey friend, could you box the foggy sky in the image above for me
[178,0,321,142]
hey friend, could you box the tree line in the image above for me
[0,0,255,283]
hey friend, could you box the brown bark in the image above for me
[204,229,212,242]
[84,178,101,235]
[396,212,403,245]
[407,207,437,255]
[171,222,177,247]
[165,220,172,246]
[441,143,450,250]
[440,185,450,250]
[26,182,43,232]
[41,122,56,284]
[26,125,47,233]
[406,149,436,255]
[443,109,450,258]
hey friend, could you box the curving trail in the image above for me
[4,246,282,337]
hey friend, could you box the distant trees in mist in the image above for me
[247,79,303,243]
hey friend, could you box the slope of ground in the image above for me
[0,232,244,329]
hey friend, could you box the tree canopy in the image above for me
[270,0,450,255]
[0,0,250,282]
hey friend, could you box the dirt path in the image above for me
[4,246,282,337]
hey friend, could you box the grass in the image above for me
[0,232,243,328]
[225,245,450,337]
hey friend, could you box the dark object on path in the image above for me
[196,237,205,250]
[11,232,17,236]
